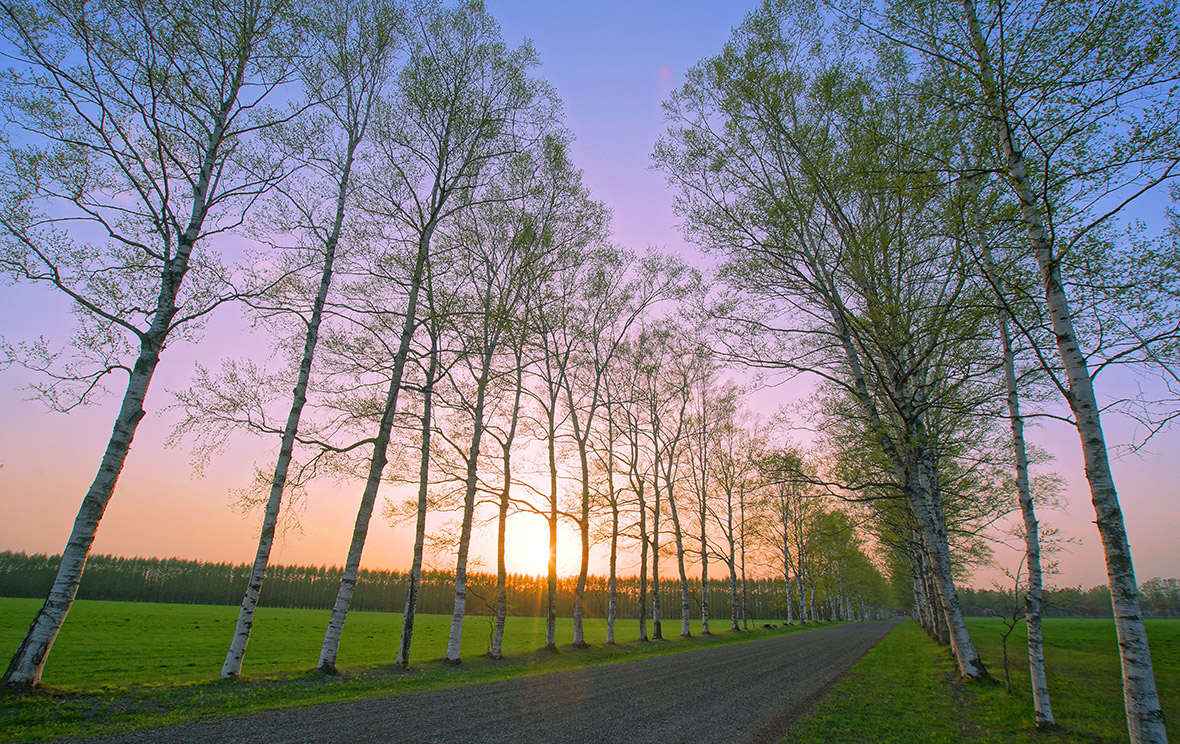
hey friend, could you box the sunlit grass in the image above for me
[0,597,815,741]
[789,618,1179,743]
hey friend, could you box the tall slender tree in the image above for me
[317,0,550,673]
[1,0,300,688]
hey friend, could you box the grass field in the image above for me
[0,597,812,741]
[790,618,1179,743]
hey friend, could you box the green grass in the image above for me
[789,618,1179,743]
[0,597,817,741]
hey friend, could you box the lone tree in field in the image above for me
[0,0,299,689]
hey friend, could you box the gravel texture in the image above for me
[71,620,898,744]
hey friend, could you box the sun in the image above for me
[505,513,553,576]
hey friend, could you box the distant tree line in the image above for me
[0,551,891,622]
[959,580,1180,619]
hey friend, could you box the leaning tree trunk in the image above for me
[606,443,619,644]
[1000,310,1056,728]
[446,353,495,663]
[491,355,525,660]
[4,330,164,688]
[4,215,202,688]
[739,488,749,630]
[544,401,560,651]
[700,510,710,635]
[962,1,1164,736]
[911,444,984,677]
[571,442,591,648]
[664,474,693,637]
[397,329,438,667]
[222,135,359,680]
[637,476,649,642]
[317,229,431,674]
[651,471,663,640]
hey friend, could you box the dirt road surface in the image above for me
[72,620,898,744]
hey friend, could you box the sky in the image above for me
[1,0,1177,592]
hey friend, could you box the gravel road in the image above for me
[75,620,897,744]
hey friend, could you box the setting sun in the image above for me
[503,512,578,577]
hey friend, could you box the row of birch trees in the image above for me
[0,0,892,689]
[654,0,1178,741]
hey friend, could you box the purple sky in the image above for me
[1,0,1177,591]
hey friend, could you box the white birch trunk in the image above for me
[545,401,559,651]
[664,474,692,637]
[962,1,1165,735]
[491,355,524,660]
[221,134,359,680]
[1000,309,1056,728]
[4,338,160,687]
[606,439,619,644]
[700,511,710,634]
[446,353,495,663]
[651,472,663,640]
[572,441,591,648]
[637,475,649,642]
[317,229,431,674]
[5,101,227,686]
[396,330,437,667]
[740,488,748,630]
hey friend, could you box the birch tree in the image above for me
[439,134,589,664]
[0,0,299,689]
[317,0,549,673]
[875,0,1178,734]
[654,1,993,677]
[561,249,688,645]
[211,0,399,680]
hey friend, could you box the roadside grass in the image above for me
[0,597,819,741]
[788,618,1179,743]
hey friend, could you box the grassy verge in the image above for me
[789,618,1179,743]
[0,598,821,741]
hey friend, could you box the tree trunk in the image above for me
[962,1,1164,735]
[492,355,525,660]
[545,402,559,651]
[4,335,161,687]
[740,488,748,630]
[664,474,692,637]
[4,211,201,687]
[572,443,591,648]
[700,510,710,634]
[652,471,663,640]
[396,331,437,667]
[446,353,495,663]
[999,312,1056,728]
[222,135,358,680]
[637,477,649,642]
[317,229,431,674]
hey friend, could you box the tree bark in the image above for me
[5,113,221,686]
[397,326,438,667]
[317,228,431,674]
[492,352,525,659]
[446,350,496,663]
[1000,303,1056,728]
[222,133,359,680]
[962,1,1165,736]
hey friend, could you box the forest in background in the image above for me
[4,551,1176,619]
[0,551,875,621]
